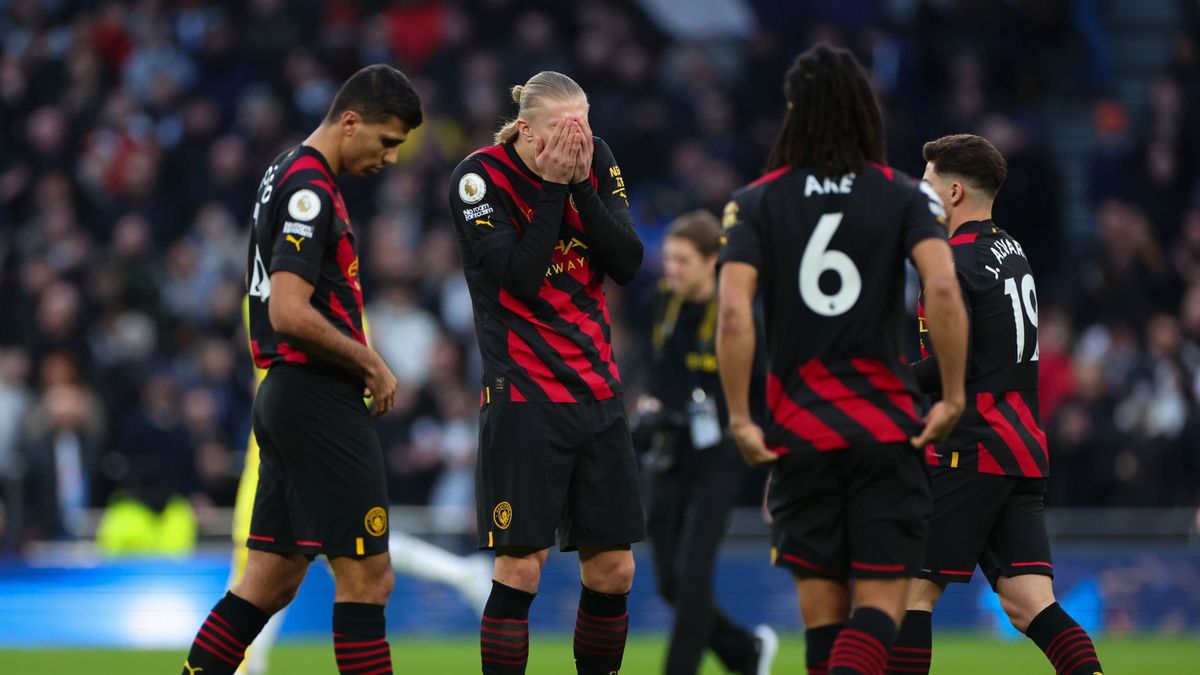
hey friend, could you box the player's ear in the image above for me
[340,110,362,137]
[516,118,533,143]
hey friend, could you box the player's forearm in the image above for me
[271,301,373,375]
[569,181,643,284]
[716,303,756,423]
[922,278,968,406]
[501,183,569,299]
[911,355,942,395]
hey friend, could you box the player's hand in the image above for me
[363,351,398,416]
[730,418,777,467]
[910,398,965,449]
[535,117,578,184]
[569,117,594,184]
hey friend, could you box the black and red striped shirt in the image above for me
[449,138,642,403]
[245,145,366,377]
[914,220,1048,477]
[719,163,948,454]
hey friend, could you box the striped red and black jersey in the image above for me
[915,220,1048,477]
[245,145,366,378]
[448,138,637,403]
[719,163,949,454]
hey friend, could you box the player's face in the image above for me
[663,236,716,298]
[344,114,410,177]
[522,99,589,148]
[922,162,955,213]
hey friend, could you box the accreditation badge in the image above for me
[687,388,723,450]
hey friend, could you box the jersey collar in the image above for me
[296,144,338,184]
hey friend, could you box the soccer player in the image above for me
[448,71,645,675]
[884,135,1104,675]
[180,64,422,675]
[227,303,492,675]
[642,211,777,675]
[716,44,969,675]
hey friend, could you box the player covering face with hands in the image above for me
[448,71,645,675]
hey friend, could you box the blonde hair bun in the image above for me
[511,85,524,103]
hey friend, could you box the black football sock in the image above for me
[181,591,270,675]
[332,602,392,674]
[805,623,843,675]
[885,610,931,674]
[481,580,535,674]
[574,584,629,674]
[1025,603,1104,675]
[829,607,897,675]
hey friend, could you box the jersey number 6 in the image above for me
[799,212,862,317]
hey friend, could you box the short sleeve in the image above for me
[269,186,332,284]
[448,158,520,264]
[718,191,763,273]
[903,180,949,256]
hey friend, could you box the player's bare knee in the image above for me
[495,554,543,593]
[907,579,945,612]
[584,553,634,594]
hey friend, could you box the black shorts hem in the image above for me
[918,568,976,585]
[983,563,1054,590]
[246,538,320,559]
[478,536,557,552]
[772,548,848,581]
[559,534,645,553]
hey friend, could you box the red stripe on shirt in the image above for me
[979,393,1043,477]
[849,357,920,421]
[506,329,576,403]
[869,161,895,182]
[748,165,791,188]
[977,442,1005,475]
[280,155,333,184]
[500,289,612,399]
[1006,391,1048,454]
[539,284,620,386]
[766,372,847,450]
[949,232,978,246]
[476,145,540,189]
[479,162,532,233]
[277,342,308,364]
[799,359,909,443]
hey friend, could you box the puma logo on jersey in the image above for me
[475,217,493,228]
[183,661,203,674]
[285,235,305,251]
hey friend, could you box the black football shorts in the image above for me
[475,396,645,552]
[919,466,1053,588]
[769,442,930,580]
[248,364,389,559]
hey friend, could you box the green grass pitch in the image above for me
[1,634,1194,673]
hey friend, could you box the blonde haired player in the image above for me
[229,297,492,675]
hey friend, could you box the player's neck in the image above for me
[513,140,541,179]
[948,205,992,236]
[303,125,344,175]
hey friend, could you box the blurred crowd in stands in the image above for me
[1,0,1198,552]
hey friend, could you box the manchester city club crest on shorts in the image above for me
[492,501,512,530]
[364,506,388,537]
